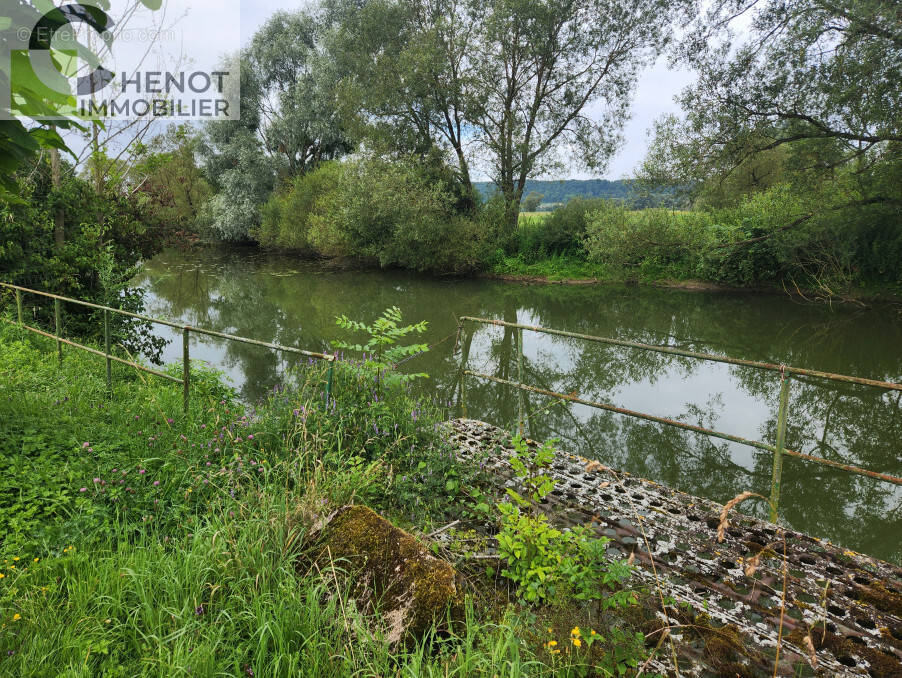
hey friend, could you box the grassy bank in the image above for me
[489,191,902,301]
[0,321,655,676]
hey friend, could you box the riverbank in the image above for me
[0,326,656,675]
[488,254,902,304]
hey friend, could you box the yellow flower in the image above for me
[9,565,14,570]
[548,640,557,647]
[547,627,553,633]
[33,558,39,562]
[12,557,19,562]
[590,629,597,636]
[0,573,5,579]
[570,626,580,637]
[12,614,21,621]
[572,638,582,648]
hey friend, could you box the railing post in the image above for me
[517,326,524,436]
[325,356,335,403]
[15,289,23,327]
[182,327,190,414]
[54,298,62,364]
[769,373,791,522]
[104,309,112,396]
[458,323,470,418]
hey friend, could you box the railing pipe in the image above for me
[459,316,902,393]
[517,326,524,436]
[0,317,181,383]
[54,298,62,364]
[464,369,902,487]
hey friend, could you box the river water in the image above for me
[136,247,902,562]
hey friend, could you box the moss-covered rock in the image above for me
[307,504,463,644]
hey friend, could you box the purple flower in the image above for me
[247,434,254,440]
[82,442,90,449]
[196,605,205,615]
[79,487,87,492]
[167,418,174,424]
[93,477,100,483]
[153,480,160,486]
[139,469,146,475]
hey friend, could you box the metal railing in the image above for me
[1,282,336,413]
[457,316,902,521]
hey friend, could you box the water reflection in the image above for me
[136,247,902,562]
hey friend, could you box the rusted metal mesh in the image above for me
[446,418,902,677]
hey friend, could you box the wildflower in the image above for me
[139,469,146,475]
[571,627,580,637]
[572,638,582,648]
[167,418,174,424]
[247,434,254,440]
[153,481,160,486]
[195,605,205,615]
[33,558,39,562]
[12,613,20,621]
[93,478,100,483]
[82,442,90,448]
[13,557,18,562]
[0,573,5,579]
[79,487,87,492]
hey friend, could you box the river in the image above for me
[136,246,902,562]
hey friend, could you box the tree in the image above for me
[325,0,479,209]
[522,191,543,211]
[0,2,112,197]
[467,0,691,234]
[129,124,212,238]
[248,10,353,176]
[646,0,902,208]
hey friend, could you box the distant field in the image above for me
[518,211,549,223]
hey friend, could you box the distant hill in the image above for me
[473,179,683,209]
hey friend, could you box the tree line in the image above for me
[1,0,900,297]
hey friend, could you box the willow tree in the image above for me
[467,0,692,234]
[644,0,902,208]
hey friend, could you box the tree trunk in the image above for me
[50,141,64,253]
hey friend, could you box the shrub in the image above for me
[516,197,611,261]
[583,201,714,276]
[310,156,489,272]
[255,161,344,254]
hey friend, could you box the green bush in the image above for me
[311,156,489,272]
[583,201,715,277]
[516,197,611,261]
[255,161,344,254]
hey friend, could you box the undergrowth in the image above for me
[0,317,655,676]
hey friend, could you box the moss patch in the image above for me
[307,504,463,643]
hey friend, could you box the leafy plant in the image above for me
[332,306,429,387]
[495,435,633,605]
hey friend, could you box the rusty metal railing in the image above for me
[457,316,902,522]
[1,282,336,413]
